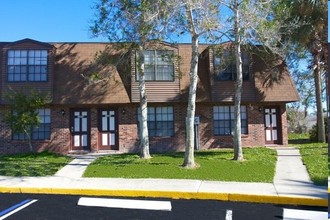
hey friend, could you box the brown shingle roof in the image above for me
[51,41,299,104]
[52,43,131,104]
[254,56,300,102]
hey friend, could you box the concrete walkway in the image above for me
[273,147,323,199]
[0,147,327,207]
[54,155,98,178]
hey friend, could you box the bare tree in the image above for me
[167,0,221,168]
[218,0,290,160]
[90,0,169,158]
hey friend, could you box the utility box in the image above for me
[194,116,200,150]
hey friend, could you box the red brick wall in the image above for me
[118,105,140,153]
[117,103,288,153]
[280,104,289,145]
[46,107,71,153]
[196,103,266,149]
[0,103,288,154]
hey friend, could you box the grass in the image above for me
[0,151,72,177]
[288,133,328,186]
[84,148,277,183]
[1,133,325,185]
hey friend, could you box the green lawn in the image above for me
[84,148,277,182]
[288,133,328,186]
[0,151,72,177]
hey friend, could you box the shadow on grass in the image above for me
[0,161,69,177]
[288,138,311,145]
[93,151,230,164]
[0,151,71,177]
[311,176,328,186]
[164,150,232,159]
[0,151,66,161]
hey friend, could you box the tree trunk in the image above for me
[137,45,151,159]
[233,0,243,161]
[313,53,325,143]
[183,35,199,168]
[23,128,33,152]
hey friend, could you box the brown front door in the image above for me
[264,108,280,144]
[98,109,118,150]
[70,109,91,151]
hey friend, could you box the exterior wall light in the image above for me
[60,109,65,116]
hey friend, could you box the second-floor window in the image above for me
[7,49,48,82]
[137,50,174,81]
[214,50,250,81]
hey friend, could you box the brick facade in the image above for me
[0,39,298,154]
[0,103,288,154]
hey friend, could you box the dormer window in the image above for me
[7,49,48,82]
[214,50,250,81]
[136,50,174,81]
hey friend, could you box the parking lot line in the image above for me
[282,208,327,220]
[78,197,172,211]
[225,209,232,220]
[0,199,38,220]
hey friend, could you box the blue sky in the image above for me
[0,0,107,42]
[0,0,195,43]
[2,0,328,43]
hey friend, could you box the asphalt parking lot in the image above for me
[0,193,327,220]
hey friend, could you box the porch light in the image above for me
[60,109,65,116]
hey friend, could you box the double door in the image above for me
[70,109,118,151]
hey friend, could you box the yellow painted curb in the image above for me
[228,193,327,207]
[0,187,21,193]
[276,196,328,207]
[0,187,327,207]
[228,193,279,204]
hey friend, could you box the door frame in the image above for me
[264,107,282,145]
[98,108,119,150]
[70,109,91,151]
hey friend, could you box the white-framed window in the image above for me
[214,50,250,81]
[13,108,51,140]
[213,105,247,135]
[138,106,174,137]
[7,49,48,82]
[136,50,174,81]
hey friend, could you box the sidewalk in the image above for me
[0,147,327,207]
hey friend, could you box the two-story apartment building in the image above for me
[0,38,299,154]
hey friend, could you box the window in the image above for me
[136,50,174,81]
[7,49,48,82]
[13,109,51,140]
[138,106,174,137]
[214,50,250,81]
[213,106,247,135]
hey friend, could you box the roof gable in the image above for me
[4,38,53,49]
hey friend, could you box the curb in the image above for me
[0,187,327,207]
